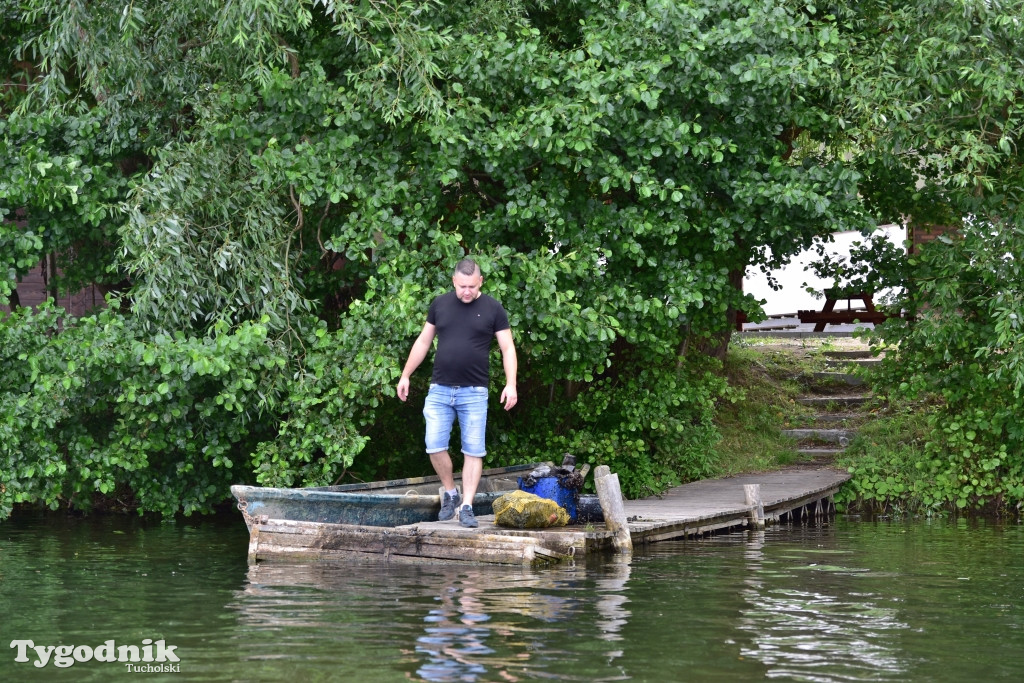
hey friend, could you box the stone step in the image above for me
[781,429,854,445]
[797,395,871,408]
[825,358,882,369]
[809,413,866,425]
[822,350,873,359]
[812,371,866,387]
[796,447,845,457]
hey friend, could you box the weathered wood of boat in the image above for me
[232,465,850,567]
[245,518,578,566]
[230,462,546,532]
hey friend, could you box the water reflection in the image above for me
[416,578,500,681]
[234,560,634,681]
[412,556,633,681]
[737,527,910,682]
[592,555,631,665]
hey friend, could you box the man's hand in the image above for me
[397,376,410,402]
[500,384,517,411]
[495,328,517,411]
[397,323,435,403]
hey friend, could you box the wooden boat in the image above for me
[230,462,545,532]
[230,462,613,566]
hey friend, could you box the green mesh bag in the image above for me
[493,490,570,529]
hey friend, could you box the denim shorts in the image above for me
[423,384,489,458]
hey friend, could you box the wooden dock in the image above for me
[246,466,850,566]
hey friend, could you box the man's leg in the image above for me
[460,455,483,506]
[424,384,457,487]
[424,385,460,520]
[429,450,456,492]
[457,454,483,528]
[455,386,489,511]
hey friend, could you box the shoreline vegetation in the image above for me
[724,335,1019,520]
[11,333,1015,522]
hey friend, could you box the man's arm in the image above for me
[495,328,518,410]
[396,322,436,402]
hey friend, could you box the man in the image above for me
[396,258,518,528]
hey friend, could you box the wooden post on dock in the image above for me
[744,484,765,528]
[595,465,632,554]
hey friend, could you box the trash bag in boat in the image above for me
[518,454,585,522]
[493,490,570,529]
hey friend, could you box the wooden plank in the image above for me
[629,514,754,543]
[619,467,849,544]
[744,483,765,528]
[253,532,544,565]
[483,526,594,556]
[594,465,632,554]
[249,518,569,565]
[769,491,839,521]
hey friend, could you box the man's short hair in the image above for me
[454,258,480,277]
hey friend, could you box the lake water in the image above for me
[1,511,1022,682]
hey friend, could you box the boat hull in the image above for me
[231,463,542,531]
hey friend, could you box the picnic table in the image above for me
[797,291,890,331]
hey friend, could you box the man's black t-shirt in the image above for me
[427,291,510,387]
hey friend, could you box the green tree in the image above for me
[1,0,882,515]
[822,0,1024,512]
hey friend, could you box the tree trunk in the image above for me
[691,268,744,362]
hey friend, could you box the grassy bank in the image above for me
[715,335,865,474]
[718,335,989,517]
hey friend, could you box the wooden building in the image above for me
[1,259,106,317]
[908,222,959,254]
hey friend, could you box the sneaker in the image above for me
[459,505,478,528]
[439,489,461,521]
